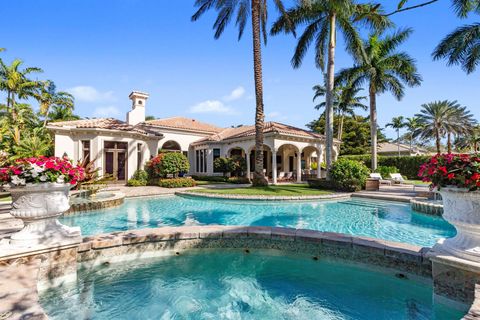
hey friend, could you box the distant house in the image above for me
[48,91,340,183]
[377,142,429,157]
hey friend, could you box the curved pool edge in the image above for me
[175,190,352,201]
[0,226,475,319]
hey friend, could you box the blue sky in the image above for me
[1,0,478,140]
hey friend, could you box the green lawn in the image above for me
[404,179,430,186]
[0,194,11,202]
[194,180,228,186]
[194,184,333,196]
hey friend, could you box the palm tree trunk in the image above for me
[409,132,413,153]
[251,0,267,186]
[435,128,441,154]
[324,13,336,179]
[337,114,344,141]
[447,132,452,154]
[10,93,20,145]
[369,83,378,170]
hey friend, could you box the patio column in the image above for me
[317,147,322,179]
[272,150,277,184]
[296,152,302,183]
[246,151,251,179]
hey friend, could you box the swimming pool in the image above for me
[40,251,463,319]
[60,196,454,247]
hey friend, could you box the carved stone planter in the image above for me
[433,187,480,262]
[8,183,81,247]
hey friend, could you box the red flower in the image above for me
[438,166,448,175]
[447,173,455,179]
[45,161,55,169]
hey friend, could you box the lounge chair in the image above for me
[277,172,285,181]
[389,173,407,184]
[370,173,392,186]
[284,172,294,181]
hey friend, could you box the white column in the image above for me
[296,151,302,183]
[272,150,277,184]
[317,148,322,178]
[246,151,251,180]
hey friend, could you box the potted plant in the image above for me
[419,153,480,261]
[0,156,85,247]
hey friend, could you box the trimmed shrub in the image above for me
[375,166,398,179]
[213,157,235,177]
[158,178,197,188]
[127,178,147,187]
[227,177,251,184]
[132,169,148,182]
[146,153,189,178]
[191,175,228,182]
[330,159,370,192]
[339,155,430,179]
[230,155,247,177]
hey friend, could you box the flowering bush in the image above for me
[0,156,85,186]
[418,154,480,191]
[146,153,189,178]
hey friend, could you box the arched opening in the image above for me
[160,140,181,153]
[302,146,321,180]
[247,145,273,179]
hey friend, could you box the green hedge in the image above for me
[330,159,370,192]
[339,155,431,179]
[227,177,251,184]
[127,179,147,187]
[159,178,197,188]
[191,175,228,182]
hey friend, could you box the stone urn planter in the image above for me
[8,183,81,247]
[434,187,480,262]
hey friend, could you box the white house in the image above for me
[48,91,340,184]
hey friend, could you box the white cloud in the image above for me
[188,100,234,114]
[266,111,288,121]
[67,86,115,102]
[93,106,121,117]
[223,86,245,102]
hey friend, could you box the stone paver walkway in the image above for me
[353,184,431,203]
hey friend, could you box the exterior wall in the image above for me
[158,130,208,152]
[54,134,76,159]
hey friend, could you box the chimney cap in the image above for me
[129,91,149,99]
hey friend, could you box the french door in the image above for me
[104,141,128,182]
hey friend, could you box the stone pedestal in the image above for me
[365,179,380,191]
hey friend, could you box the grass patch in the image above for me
[404,180,430,186]
[0,194,11,202]
[195,184,333,196]
[194,180,228,186]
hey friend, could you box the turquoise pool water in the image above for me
[60,196,455,247]
[40,251,463,319]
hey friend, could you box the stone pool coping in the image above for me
[0,226,477,319]
[410,197,443,216]
[175,190,352,201]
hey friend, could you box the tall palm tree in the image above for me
[313,78,367,140]
[271,1,389,175]
[0,59,42,144]
[47,105,81,122]
[336,28,422,169]
[414,100,472,154]
[404,116,420,152]
[445,104,476,153]
[432,0,480,74]
[35,80,75,127]
[192,0,302,186]
[385,116,405,156]
[454,125,480,152]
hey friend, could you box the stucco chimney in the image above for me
[127,91,149,125]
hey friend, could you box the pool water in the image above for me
[60,196,455,247]
[40,251,463,319]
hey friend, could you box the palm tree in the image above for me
[313,77,367,140]
[385,116,406,156]
[192,0,303,186]
[47,105,81,122]
[445,104,476,153]
[36,80,75,127]
[271,1,389,175]
[0,59,42,144]
[12,127,52,160]
[336,28,422,169]
[414,100,473,154]
[404,116,420,152]
[454,125,480,152]
[432,0,480,74]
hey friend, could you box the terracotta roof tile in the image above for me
[145,117,223,134]
[48,118,156,136]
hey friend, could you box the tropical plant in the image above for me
[415,100,476,154]
[192,0,304,186]
[404,116,421,152]
[35,80,75,127]
[454,125,480,152]
[418,153,480,191]
[313,76,367,140]
[336,28,422,170]
[271,1,389,176]
[385,116,406,157]
[47,104,81,122]
[330,158,370,191]
[11,127,52,160]
[0,59,42,144]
